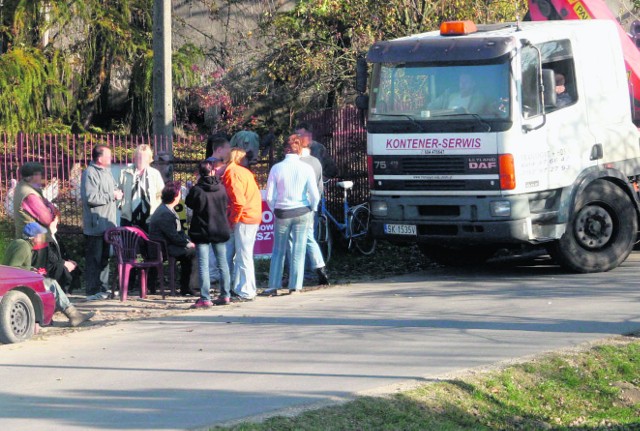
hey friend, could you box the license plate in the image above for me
[384,224,417,235]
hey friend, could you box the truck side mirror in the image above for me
[355,56,368,94]
[542,68,556,109]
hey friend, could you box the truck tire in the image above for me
[0,290,36,344]
[419,245,497,266]
[548,180,637,273]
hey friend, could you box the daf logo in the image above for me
[468,161,497,169]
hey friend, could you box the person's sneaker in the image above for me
[85,292,109,301]
[230,295,254,303]
[190,298,213,309]
[288,289,301,295]
[212,296,230,306]
[259,289,279,297]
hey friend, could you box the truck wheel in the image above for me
[419,245,497,266]
[0,290,36,344]
[548,180,637,273]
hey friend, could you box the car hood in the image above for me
[0,265,43,287]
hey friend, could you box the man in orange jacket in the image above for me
[222,147,262,301]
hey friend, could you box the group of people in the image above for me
[78,136,265,308]
[2,122,337,317]
[185,123,335,307]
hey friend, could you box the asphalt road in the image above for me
[1,253,639,431]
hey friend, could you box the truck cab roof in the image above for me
[367,20,618,63]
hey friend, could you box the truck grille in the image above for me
[372,155,499,191]
[401,157,467,175]
[377,179,499,191]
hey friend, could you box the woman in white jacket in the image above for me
[118,144,164,231]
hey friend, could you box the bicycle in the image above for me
[314,180,376,263]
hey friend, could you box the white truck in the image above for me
[356,18,640,272]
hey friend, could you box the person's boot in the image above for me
[316,267,330,285]
[63,305,95,327]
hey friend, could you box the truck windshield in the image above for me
[369,62,510,123]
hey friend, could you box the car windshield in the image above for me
[369,62,511,121]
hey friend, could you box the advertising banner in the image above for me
[254,191,274,257]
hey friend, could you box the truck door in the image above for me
[518,40,596,193]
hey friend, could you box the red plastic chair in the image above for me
[104,226,165,302]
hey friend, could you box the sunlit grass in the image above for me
[212,338,640,430]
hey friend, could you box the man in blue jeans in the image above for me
[298,131,330,285]
[263,134,320,295]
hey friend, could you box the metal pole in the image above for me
[152,0,173,181]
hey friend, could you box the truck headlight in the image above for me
[490,201,511,217]
[371,201,388,217]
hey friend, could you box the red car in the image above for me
[0,265,56,344]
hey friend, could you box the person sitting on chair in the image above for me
[148,182,197,296]
[34,213,82,294]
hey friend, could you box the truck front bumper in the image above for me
[370,194,561,246]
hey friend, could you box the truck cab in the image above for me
[362,19,640,272]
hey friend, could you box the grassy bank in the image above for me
[214,337,640,430]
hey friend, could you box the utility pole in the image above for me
[153,0,173,181]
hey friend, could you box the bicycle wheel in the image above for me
[315,213,333,263]
[350,205,376,255]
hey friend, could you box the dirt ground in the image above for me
[34,283,331,340]
[36,293,198,339]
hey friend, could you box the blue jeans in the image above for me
[225,234,235,284]
[285,219,325,276]
[209,246,221,280]
[269,212,312,291]
[305,220,325,269]
[45,278,71,311]
[196,242,230,300]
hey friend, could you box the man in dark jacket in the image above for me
[185,160,231,308]
[148,182,196,296]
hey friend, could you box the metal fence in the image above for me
[299,106,368,216]
[0,134,209,233]
[0,106,367,235]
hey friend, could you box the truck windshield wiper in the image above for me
[370,113,425,132]
[430,111,492,132]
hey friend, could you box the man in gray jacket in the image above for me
[81,144,123,300]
